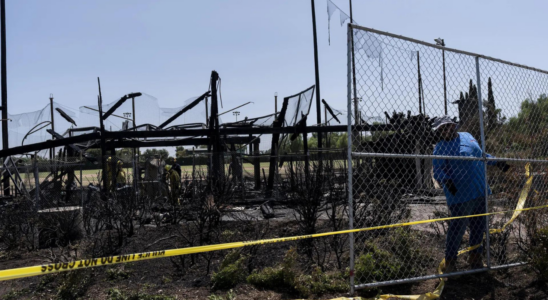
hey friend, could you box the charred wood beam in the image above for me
[104,124,393,139]
[158,91,210,129]
[104,136,258,149]
[0,124,394,157]
[55,108,77,126]
[46,129,81,153]
[266,97,290,195]
[102,92,142,121]
[0,132,100,157]
[322,99,340,124]
[209,71,222,183]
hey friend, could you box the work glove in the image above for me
[496,161,510,173]
[444,180,458,196]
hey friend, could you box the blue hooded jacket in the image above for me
[433,132,496,205]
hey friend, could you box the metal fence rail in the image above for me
[347,23,548,291]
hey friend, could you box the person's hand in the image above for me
[444,180,458,196]
[496,161,510,173]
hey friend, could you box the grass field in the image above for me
[18,162,278,187]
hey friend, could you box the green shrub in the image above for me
[107,288,126,300]
[355,242,402,282]
[294,267,349,297]
[388,227,432,277]
[529,226,548,280]
[355,228,432,283]
[246,248,298,290]
[211,250,248,290]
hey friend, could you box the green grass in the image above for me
[18,160,345,187]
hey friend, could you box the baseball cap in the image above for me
[432,115,457,131]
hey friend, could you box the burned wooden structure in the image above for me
[0,69,437,204]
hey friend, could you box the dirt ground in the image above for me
[0,265,547,299]
[0,246,547,300]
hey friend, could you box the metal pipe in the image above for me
[346,23,355,295]
[1,0,9,197]
[475,56,491,268]
[355,267,490,289]
[349,0,359,127]
[310,0,322,150]
[417,52,422,114]
[442,45,447,115]
[354,262,526,289]
[352,152,548,163]
[353,152,483,161]
[490,262,527,270]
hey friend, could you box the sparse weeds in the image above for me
[2,288,29,300]
[106,267,131,281]
[56,270,94,300]
[106,288,175,300]
[246,248,348,297]
[207,289,236,300]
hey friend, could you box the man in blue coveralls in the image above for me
[432,116,509,273]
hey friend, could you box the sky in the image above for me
[2,0,548,152]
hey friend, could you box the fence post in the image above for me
[347,23,355,294]
[33,154,40,210]
[254,141,261,190]
[192,151,196,183]
[475,56,491,268]
[80,153,84,208]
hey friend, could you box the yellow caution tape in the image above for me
[0,165,541,293]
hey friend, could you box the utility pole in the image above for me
[233,111,240,122]
[274,92,278,115]
[1,0,9,196]
[49,94,54,160]
[310,0,322,150]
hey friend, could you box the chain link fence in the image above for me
[347,23,548,290]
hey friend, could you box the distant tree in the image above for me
[307,133,318,149]
[508,94,548,133]
[142,148,169,161]
[175,146,187,158]
[279,135,304,154]
[484,77,505,134]
[335,133,348,149]
[86,149,102,158]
